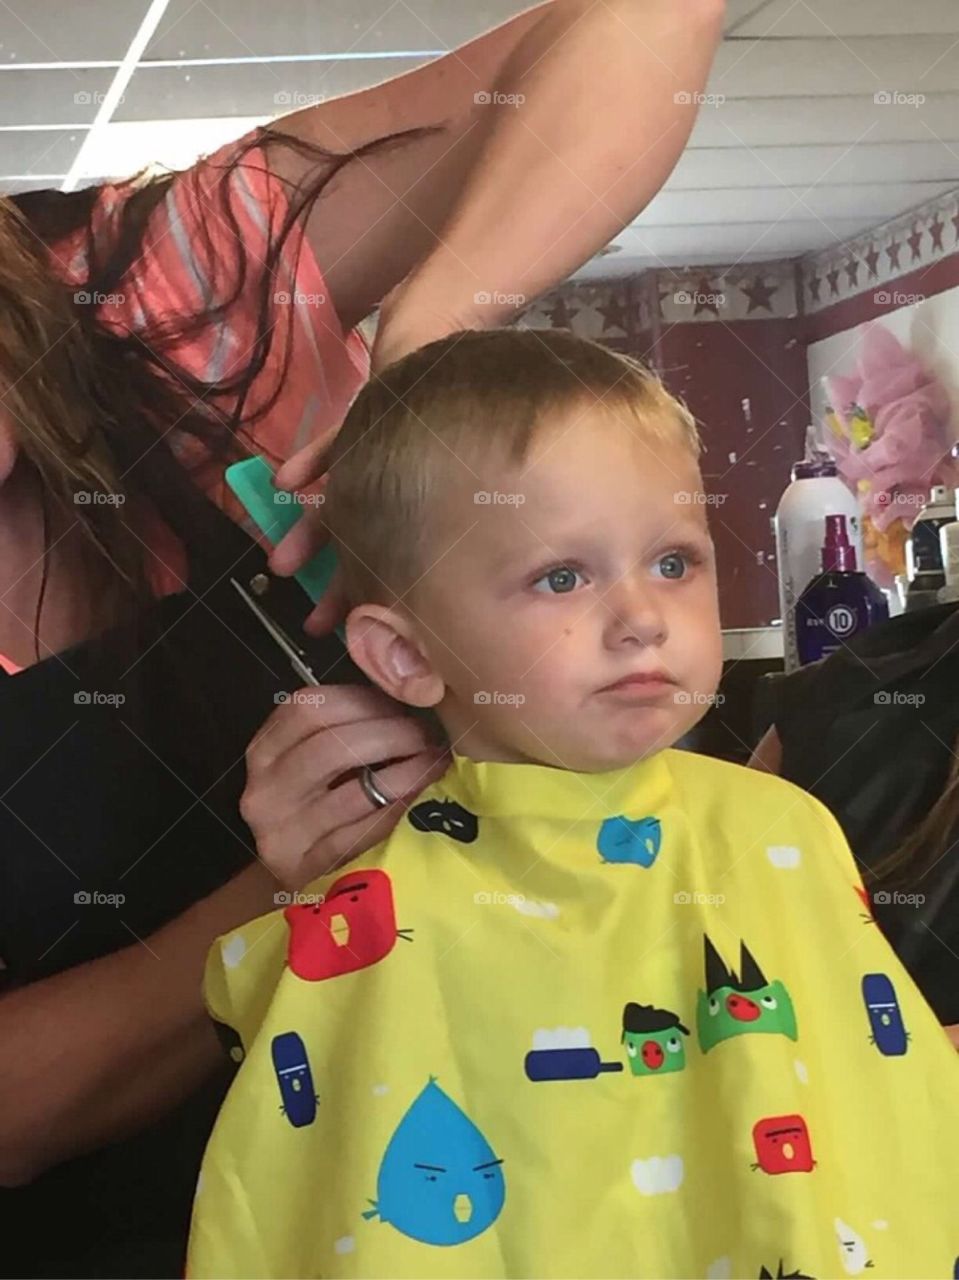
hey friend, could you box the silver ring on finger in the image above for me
[359,764,393,810]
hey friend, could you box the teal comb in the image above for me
[225,456,345,645]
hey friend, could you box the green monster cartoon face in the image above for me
[696,936,797,1054]
[621,1003,689,1076]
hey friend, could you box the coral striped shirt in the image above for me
[51,133,370,595]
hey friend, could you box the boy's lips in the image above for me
[598,671,677,694]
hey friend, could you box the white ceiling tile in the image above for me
[688,93,959,147]
[671,141,959,189]
[635,183,957,228]
[710,36,959,97]
[734,0,959,38]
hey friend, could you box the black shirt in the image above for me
[771,603,959,1025]
[0,511,368,1278]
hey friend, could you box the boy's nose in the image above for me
[604,583,668,646]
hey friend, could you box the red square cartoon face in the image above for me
[752,1115,814,1174]
[285,869,398,981]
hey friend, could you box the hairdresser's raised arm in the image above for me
[268,0,725,377]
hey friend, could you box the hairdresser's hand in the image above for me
[946,1023,959,1051]
[268,276,478,619]
[242,684,451,890]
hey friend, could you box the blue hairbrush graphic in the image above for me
[861,973,909,1056]
[271,1031,319,1127]
[597,814,662,867]
[363,1078,505,1246]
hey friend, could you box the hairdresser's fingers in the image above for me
[275,436,332,493]
[268,505,330,578]
[270,747,452,888]
[264,712,443,806]
[299,565,349,637]
[247,683,408,771]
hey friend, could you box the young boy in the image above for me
[188,330,959,1279]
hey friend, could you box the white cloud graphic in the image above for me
[512,898,560,920]
[631,1154,684,1195]
[767,844,801,868]
[532,1027,591,1051]
[221,934,247,969]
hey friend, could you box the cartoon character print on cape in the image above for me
[408,799,479,843]
[524,1027,623,1082]
[621,1003,689,1075]
[751,1115,815,1175]
[861,972,909,1056]
[211,1017,245,1071]
[697,935,797,1052]
[597,814,662,867]
[285,868,413,981]
[271,1031,319,1128]
[363,1078,505,1246]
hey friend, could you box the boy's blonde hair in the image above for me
[323,327,700,608]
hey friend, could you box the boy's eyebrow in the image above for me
[413,1163,447,1172]
[473,1158,505,1171]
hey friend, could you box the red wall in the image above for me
[651,319,808,627]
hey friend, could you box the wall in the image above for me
[801,187,959,430]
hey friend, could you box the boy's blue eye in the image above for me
[533,566,583,595]
[656,552,688,580]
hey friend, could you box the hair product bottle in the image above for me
[905,484,954,611]
[795,514,889,665]
[773,427,862,672]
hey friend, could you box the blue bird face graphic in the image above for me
[364,1079,505,1246]
[597,815,662,867]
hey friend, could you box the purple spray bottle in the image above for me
[795,513,889,665]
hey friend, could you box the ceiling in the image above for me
[2,0,959,278]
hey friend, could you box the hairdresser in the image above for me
[0,3,725,1274]
[749,601,959,1046]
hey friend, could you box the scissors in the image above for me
[230,576,320,687]
[231,576,397,809]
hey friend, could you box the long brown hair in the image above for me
[1,123,438,648]
[871,734,959,890]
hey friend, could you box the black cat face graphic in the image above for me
[408,799,479,843]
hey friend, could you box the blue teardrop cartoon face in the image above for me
[364,1079,505,1246]
[597,815,662,867]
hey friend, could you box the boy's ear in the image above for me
[344,604,445,709]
